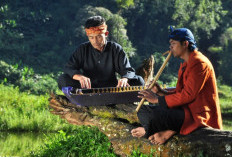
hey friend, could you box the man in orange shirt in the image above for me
[131,27,223,145]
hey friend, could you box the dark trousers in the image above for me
[57,74,145,90]
[137,105,185,138]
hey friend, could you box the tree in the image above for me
[172,0,226,51]
[218,28,232,85]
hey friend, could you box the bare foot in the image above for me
[131,127,146,138]
[148,130,176,145]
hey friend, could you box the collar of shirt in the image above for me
[92,40,108,53]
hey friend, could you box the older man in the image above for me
[131,28,223,145]
[58,16,144,89]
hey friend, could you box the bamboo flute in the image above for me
[135,51,172,112]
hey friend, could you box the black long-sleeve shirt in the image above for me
[64,41,136,87]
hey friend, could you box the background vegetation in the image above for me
[1,0,232,85]
[0,0,232,156]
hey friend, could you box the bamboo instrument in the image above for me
[135,51,172,112]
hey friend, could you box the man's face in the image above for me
[169,39,186,58]
[87,32,108,51]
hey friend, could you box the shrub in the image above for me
[30,127,117,157]
[0,60,21,84]
[0,60,58,95]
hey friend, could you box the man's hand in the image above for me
[73,74,91,89]
[151,82,163,95]
[146,82,165,96]
[117,78,130,87]
[138,89,158,103]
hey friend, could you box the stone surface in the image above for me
[49,94,232,157]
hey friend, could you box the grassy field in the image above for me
[218,84,232,130]
[0,83,76,132]
[30,128,117,157]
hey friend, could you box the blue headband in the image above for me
[169,27,197,51]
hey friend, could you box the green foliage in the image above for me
[218,84,232,130]
[218,84,232,100]
[116,0,135,9]
[173,0,226,39]
[0,84,77,132]
[207,46,223,54]
[30,127,117,157]
[0,60,21,84]
[220,27,232,46]
[130,148,157,157]
[0,132,47,156]
[19,74,58,95]
[1,0,232,85]
[221,0,232,27]
[0,60,58,95]
[217,27,232,85]
[124,0,175,55]
[153,52,178,84]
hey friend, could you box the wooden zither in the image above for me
[62,86,147,106]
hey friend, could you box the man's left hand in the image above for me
[138,89,158,103]
[117,78,130,87]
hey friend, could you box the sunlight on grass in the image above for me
[218,84,232,131]
[30,127,117,157]
[0,83,77,132]
[0,132,48,156]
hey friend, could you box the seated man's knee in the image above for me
[138,105,166,120]
[137,105,149,113]
[137,105,154,119]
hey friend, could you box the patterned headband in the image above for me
[85,24,108,36]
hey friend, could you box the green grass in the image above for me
[218,84,232,131]
[0,83,77,132]
[29,127,117,157]
[0,132,48,156]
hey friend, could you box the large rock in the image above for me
[49,94,232,157]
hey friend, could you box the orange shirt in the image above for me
[165,50,223,135]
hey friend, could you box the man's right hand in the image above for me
[151,83,162,95]
[146,82,165,96]
[73,74,91,89]
[150,82,173,96]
